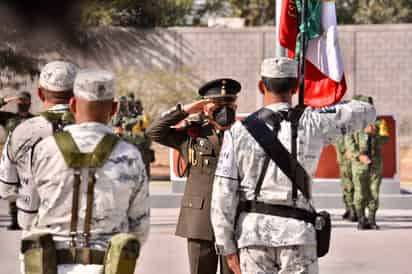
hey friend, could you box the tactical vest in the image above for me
[21,132,140,274]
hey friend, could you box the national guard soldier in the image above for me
[334,134,357,222]
[211,58,376,274]
[347,95,389,230]
[0,61,78,230]
[0,91,34,230]
[147,78,241,274]
[23,69,149,274]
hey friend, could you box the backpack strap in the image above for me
[53,131,119,262]
[40,111,75,133]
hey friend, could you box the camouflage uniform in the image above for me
[211,100,376,274]
[0,94,34,229]
[334,135,356,220]
[25,69,150,274]
[347,120,389,229]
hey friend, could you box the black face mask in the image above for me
[17,104,31,114]
[212,106,236,127]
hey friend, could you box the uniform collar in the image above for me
[265,102,291,113]
[47,104,70,113]
[64,122,114,135]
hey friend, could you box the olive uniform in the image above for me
[334,135,356,221]
[147,79,241,274]
[348,119,389,229]
[0,93,34,230]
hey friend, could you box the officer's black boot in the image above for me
[368,210,380,230]
[357,208,371,230]
[349,206,358,222]
[7,202,21,231]
[342,206,350,220]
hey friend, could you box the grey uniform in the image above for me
[28,122,150,274]
[211,100,376,273]
[0,104,72,226]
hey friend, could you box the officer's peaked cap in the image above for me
[198,78,241,99]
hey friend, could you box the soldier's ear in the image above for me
[37,88,46,102]
[69,97,77,114]
[258,80,266,95]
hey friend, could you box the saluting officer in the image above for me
[147,79,241,274]
[0,61,78,230]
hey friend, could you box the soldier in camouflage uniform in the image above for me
[0,61,78,231]
[347,96,389,230]
[0,91,34,230]
[211,58,376,274]
[25,70,149,274]
[334,134,357,222]
[147,78,241,274]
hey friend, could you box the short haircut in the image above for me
[40,87,73,104]
[262,77,298,94]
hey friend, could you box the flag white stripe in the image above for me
[306,2,344,82]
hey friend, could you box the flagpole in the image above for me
[275,0,287,57]
[291,0,308,203]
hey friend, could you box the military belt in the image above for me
[56,248,105,265]
[238,200,316,225]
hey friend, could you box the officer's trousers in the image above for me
[338,161,354,208]
[239,245,318,274]
[187,239,233,274]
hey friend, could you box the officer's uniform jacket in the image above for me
[27,122,150,249]
[0,105,71,223]
[211,100,376,255]
[147,107,222,241]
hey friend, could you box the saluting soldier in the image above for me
[347,95,389,230]
[22,69,149,274]
[210,58,376,274]
[0,61,78,230]
[147,79,241,274]
[0,91,34,230]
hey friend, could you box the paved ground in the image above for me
[1,198,412,274]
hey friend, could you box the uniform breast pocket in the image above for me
[181,196,204,210]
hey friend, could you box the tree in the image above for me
[354,0,412,24]
[81,0,195,27]
[335,0,359,24]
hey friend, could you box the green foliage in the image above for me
[227,0,275,26]
[116,67,199,119]
[354,0,412,24]
[82,0,195,27]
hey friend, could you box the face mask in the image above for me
[212,106,236,127]
[17,104,30,113]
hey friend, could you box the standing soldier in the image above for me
[210,58,376,274]
[334,134,357,222]
[0,61,77,230]
[0,91,34,230]
[23,69,149,274]
[147,78,241,274]
[348,96,389,230]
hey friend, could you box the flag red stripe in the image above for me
[304,60,347,107]
[279,0,298,51]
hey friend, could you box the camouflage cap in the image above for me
[261,57,297,78]
[39,61,78,92]
[74,69,115,101]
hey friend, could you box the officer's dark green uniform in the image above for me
[147,79,241,274]
[0,92,33,230]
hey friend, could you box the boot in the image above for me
[368,210,380,230]
[349,206,358,222]
[7,203,21,231]
[357,208,371,230]
[342,207,350,220]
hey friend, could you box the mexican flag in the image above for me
[279,0,347,107]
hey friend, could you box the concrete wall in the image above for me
[2,24,412,142]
